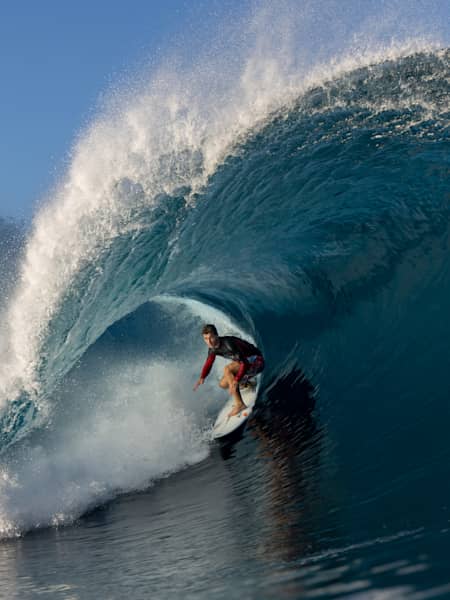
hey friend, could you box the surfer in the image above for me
[194,324,265,417]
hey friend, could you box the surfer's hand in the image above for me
[193,378,204,391]
[229,380,238,393]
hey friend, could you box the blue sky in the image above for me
[0,0,246,220]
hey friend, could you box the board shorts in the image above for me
[245,355,265,377]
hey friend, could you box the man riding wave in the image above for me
[194,324,265,417]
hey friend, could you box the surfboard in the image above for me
[212,379,259,439]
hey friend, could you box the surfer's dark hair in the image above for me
[202,324,218,336]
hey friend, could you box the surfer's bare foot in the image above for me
[228,403,247,418]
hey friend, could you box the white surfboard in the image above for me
[212,380,259,439]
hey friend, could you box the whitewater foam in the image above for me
[0,357,210,538]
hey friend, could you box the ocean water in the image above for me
[1,2,450,597]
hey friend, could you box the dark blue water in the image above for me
[0,49,449,598]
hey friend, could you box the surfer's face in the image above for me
[203,332,219,349]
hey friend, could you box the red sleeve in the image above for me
[200,353,216,379]
[234,360,249,383]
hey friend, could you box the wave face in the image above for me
[0,25,449,557]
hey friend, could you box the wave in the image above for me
[0,0,449,535]
[0,219,25,310]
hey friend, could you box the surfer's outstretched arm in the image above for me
[193,377,205,391]
[194,353,216,391]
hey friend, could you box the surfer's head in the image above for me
[202,324,219,349]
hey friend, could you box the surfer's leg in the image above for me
[219,374,228,389]
[222,362,247,417]
[219,363,239,390]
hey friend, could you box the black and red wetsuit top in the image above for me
[200,336,264,383]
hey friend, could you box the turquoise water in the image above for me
[0,38,449,599]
